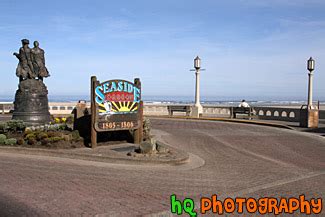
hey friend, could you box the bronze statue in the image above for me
[13,39,35,81]
[13,39,50,82]
[12,39,51,125]
[31,41,50,80]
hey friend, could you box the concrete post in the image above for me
[193,68,203,117]
[307,72,313,108]
[195,69,200,107]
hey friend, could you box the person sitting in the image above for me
[238,99,250,108]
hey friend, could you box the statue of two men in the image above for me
[14,39,50,82]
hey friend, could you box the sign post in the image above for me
[90,76,143,148]
[91,76,98,148]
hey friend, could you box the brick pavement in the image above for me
[0,118,324,216]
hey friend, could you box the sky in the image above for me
[0,0,325,101]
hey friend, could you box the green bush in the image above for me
[5,138,17,145]
[6,120,26,132]
[25,133,36,140]
[0,122,8,133]
[16,121,26,132]
[0,134,7,145]
[36,132,48,141]
[71,130,81,141]
[25,133,37,145]
[48,136,64,143]
[58,124,67,131]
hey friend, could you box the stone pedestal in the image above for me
[12,79,51,125]
[300,106,319,128]
[192,105,203,118]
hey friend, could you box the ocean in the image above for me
[1,95,324,107]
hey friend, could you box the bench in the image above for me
[232,107,255,119]
[167,105,191,116]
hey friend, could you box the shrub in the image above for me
[36,132,48,141]
[25,133,37,145]
[0,134,7,145]
[5,138,17,145]
[47,131,56,137]
[27,138,37,145]
[48,136,64,143]
[58,124,67,131]
[24,127,33,135]
[0,122,8,133]
[7,120,26,132]
[25,133,36,140]
[47,131,62,138]
[41,138,50,146]
[17,138,25,146]
[48,124,59,131]
[71,130,81,141]
[16,121,26,132]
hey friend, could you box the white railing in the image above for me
[253,107,301,122]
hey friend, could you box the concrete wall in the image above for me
[202,105,231,117]
[253,107,301,122]
[0,103,14,114]
[49,102,90,115]
[143,104,169,116]
[1,102,324,123]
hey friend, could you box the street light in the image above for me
[307,57,315,72]
[307,57,315,107]
[194,56,201,69]
[300,57,318,128]
[190,56,205,117]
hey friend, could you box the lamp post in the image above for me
[191,56,204,117]
[300,57,319,128]
[307,57,315,108]
[194,56,202,109]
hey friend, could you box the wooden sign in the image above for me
[90,76,143,148]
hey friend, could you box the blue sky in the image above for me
[0,0,325,101]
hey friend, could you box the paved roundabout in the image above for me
[0,118,324,216]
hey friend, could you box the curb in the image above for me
[0,141,189,166]
[146,115,296,130]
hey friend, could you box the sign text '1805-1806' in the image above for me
[100,121,135,130]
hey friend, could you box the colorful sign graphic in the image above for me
[95,80,141,115]
[92,78,142,132]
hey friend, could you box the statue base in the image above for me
[12,79,51,125]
